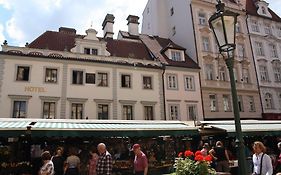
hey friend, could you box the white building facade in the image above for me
[244,0,281,119]
[142,0,262,120]
[0,14,203,121]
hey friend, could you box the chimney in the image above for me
[127,15,139,36]
[102,14,115,39]
[59,27,76,35]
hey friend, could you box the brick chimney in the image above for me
[59,27,76,35]
[127,15,139,36]
[102,14,115,38]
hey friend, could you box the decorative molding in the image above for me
[166,99,181,102]
[39,96,60,101]
[184,100,199,103]
[140,101,157,105]
[94,99,114,103]
[199,27,211,34]
[67,98,88,103]
[119,100,137,104]
[8,95,32,100]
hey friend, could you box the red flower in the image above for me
[204,155,213,162]
[184,150,194,157]
[195,151,202,157]
[195,155,204,161]
[178,152,183,157]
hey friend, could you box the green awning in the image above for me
[0,119,199,137]
[201,120,281,136]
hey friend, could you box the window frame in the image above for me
[15,65,31,82]
[209,94,218,112]
[269,43,278,58]
[184,75,195,91]
[144,105,154,120]
[167,74,178,90]
[42,101,56,119]
[171,50,182,61]
[143,75,153,90]
[122,105,134,120]
[248,96,256,112]
[187,104,197,120]
[12,100,27,118]
[255,41,265,56]
[97,72,109,87]
[205,64,214,80]
[223,95,232,112]
[71,103,83,119]
[259,65,269,82]
[168,104,180,120]
[72,70,84,85]
[44,67,58,83]
[97,104,109,120]
[198,12,207,26]
[264,93,274,109]
[121,74,132,88]
[202,37,210,52]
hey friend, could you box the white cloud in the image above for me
[0,24,5,43]
[5,17,25,43]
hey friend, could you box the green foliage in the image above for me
[172,158,216,175]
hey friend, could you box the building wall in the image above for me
[164,67,203,121]
[247,15,281,114]
[0,54,163,120]
[142,0,197,61]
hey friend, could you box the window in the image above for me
[259,65,269,81]
[171,51,182,61]
[273,66,281,82]
[255,42,264,56]
[98,104,109,119]
[172,26,176,36]
[269,43,278,58]
[121,74,131,88]
[72,70,83,85]
[187,105,197,120]
[262,6,266,14]
[242,68,250,83]
[236,22,242,33]
[147,7,149,14]
[13,101,26,118]
[97,73,108,87]
[184,76,195,90]
[209,94,217,112]
[202,37,210,52]
[84,48,91,54]
[167,74,178,89]
[264,93,274,109]
[92,49,98,55]
[233,68,238,81]
[16,66,30,81]
[219,66,227,81]
[205,64,214,80]
[223,95,232,112]
[237,44,245,58]
[45,68,57,83]
[71,103,83,119]
[123,105,133,120]
[143,76,152,89]
[86,73,95,84]
[277,26,281,37]
[248,96,255,112]
[169,105,179,120]
[264,24,272,35]
[43,102,56,119]
[170,7,174,16]
[238,95,244,112]
[251,20,259,32]
[144,106,154,120]
[198,12,207,25]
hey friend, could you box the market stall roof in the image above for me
[0,118,199,137]
[200,120,281,136]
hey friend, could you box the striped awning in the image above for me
[0,118,198,137]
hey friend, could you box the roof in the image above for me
[0,118,198,137]
[200,120,281,136]
[246,0,281,22]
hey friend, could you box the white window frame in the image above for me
[237,44,245,58]
[184,75,195,91]
[255,41,265,56]
[251,20,260,32]
[273,66,281,82]
[209,94,218,112]
[242,68,250,83]
[44,67,58,83]
[259,65,269,81]
[269,43,278,58]
[122,105,134,120]
[167,74,178,90]
[71,103,83,119]
[169,104,180,120]
[171,50,182,61]
[202,37,210,52]
[144,105,154,120]
[248,96,256,112]
[187,104,197,120]
[97,72,109,87]
[205,64,214,80]
[219,66,227,81]
[198,12,207,25]
[223,95,232,112]
[264,23,272,35]
[264,93,274,109]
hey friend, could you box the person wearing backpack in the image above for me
[252,141,273,175]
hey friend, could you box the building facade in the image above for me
[244,0,281,119]
[142,0,262,120]
[0,14,203,121]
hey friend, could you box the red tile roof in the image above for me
[246,0,281,22]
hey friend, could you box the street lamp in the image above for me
[209,1,247,175]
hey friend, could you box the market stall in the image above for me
[0,118,200,175]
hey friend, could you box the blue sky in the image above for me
[0,0,280,47]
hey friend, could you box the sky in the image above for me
[0,0,281,47]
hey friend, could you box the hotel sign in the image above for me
[25,86,46,93]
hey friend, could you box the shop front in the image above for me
[0,118,200,175]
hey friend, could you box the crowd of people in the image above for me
[38,143,148,175]
[197,140,281,175]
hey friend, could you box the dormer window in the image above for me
[264,23,272,35]
[171,50,182,61]
[262,7,266,14]
[84,48,98,55]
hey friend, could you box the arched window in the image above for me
[264,93,273,109]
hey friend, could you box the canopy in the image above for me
[200,120,281,136]
[0,118,199,137]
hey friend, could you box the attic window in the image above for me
[262,6,266,14]
[171,51,182,61]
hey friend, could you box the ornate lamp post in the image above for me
[209,1,247,175]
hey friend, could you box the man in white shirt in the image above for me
[252,141,273,175]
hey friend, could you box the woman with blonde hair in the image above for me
[252,141,273,175]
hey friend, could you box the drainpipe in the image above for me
[162,65,167,120]
[245,14,264,118]
[190,3,205,121]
